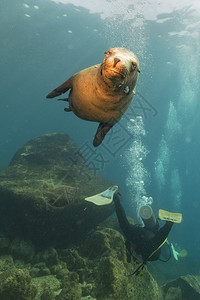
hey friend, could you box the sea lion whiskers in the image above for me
[102,59,128,79]
[110,68,127,78]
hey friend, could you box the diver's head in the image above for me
[139,205,157,229]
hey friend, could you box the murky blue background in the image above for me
[1,0,200,279]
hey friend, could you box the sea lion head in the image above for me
[100,47,140,92]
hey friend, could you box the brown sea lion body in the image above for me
[46,47,140,146]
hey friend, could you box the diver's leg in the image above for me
[148,221,174,258]
[113,191,134,240]
[157,221,174,244]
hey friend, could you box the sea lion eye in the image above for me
[105,50,112,55]
[131,61,137,71]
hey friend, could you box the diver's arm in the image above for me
[150,221,173,253]
[113,191,134,240]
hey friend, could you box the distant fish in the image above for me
[23,3,30,8]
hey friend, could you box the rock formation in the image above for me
[0,133,114,247]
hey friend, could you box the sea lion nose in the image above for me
[113,58,120,68]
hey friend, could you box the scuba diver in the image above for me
[85,185,183,275]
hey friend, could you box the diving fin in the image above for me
[171,243,179,260]
[158,209,183,224]
[170,243,188,260]
[85,185,119,206]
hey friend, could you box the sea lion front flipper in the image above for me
[46,77,73,98]
[93,123,113,147]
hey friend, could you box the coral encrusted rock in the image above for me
[0,133,114,247]
[0,268,37,300]
[58,226,163,300]
[162,274,200,300]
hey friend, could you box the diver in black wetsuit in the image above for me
[113,190,174,265]
[85,185,182,275]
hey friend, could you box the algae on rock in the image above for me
[59,226,163,300]
[33,275,61,300]
[162,274,200,300]
[0,268,37,300]
[0,133,114,247]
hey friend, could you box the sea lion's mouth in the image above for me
[109,68,127,78]
[101,61,128,79]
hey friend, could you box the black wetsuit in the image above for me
[114,191,173,263]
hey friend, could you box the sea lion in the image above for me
[46,47,140,147]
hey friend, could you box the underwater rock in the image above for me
[0,233,10,253]
[40,289,56,300]
[9,237,35,262]
[33,275,61,299]
[30,267,41,278]
[59,225,162,300]
[56,267,69,280]
[0,255,15,272]
[81,226,127,261]
[0,267,37,300]
[55,281,82,300]
[0,222,163,299]
[50,263,64,275]
[164,286,182,300]
[81,297,96,300]
[61,248,86,271]
[33,263,51,277]
[0,133,114,246]
[162,274,200,300]
[42,247,59,267]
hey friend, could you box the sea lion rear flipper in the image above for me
[46,77,73,98]
[93,123,113,147]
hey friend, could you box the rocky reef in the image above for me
[0,224,199,299]
[162,274,200,300]
[0,133,198,299]
[0,223,163,300]
[0,267,37,300]
[0,133,114,247]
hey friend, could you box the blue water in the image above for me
[1,0,200,276]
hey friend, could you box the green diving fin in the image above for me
[85,185,119,206]
[171,243,179,260]
[178,249,188,258]
[171,243,188,260]
[158,209,183,224]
